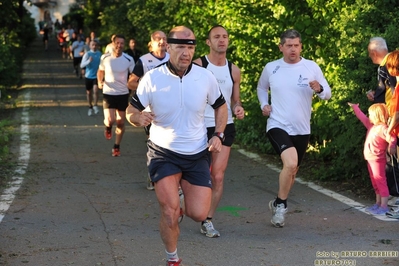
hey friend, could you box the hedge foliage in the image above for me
[81,0,399,183]
[0,1,36,172]
[0,1,36,91]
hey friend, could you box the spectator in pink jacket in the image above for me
[348,102,396,215]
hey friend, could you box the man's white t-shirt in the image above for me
[99,53,135,95]
[135,63,225,155]
[257,57,331,135]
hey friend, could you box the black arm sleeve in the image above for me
[211,93,226,109]
[129,92,146,111]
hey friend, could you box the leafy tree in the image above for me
[63,3,85,31]
[0,0,36,90]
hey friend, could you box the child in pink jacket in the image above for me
[348,102,396,215]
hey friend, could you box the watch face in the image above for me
[213,132,225,141]
[217,132,225,141]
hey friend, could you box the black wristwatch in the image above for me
[212,132,225,142]
[317,85,324,94]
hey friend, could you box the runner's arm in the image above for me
[80,53,91,68]
[97,69,104,89]
[231,64,244,120]
[127,73,140,91]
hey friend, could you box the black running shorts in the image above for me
[147,140,212,188]
[102,93,129,111]
[85,78,97,91]
[206,123,236,147]
[267,127,310,166]
[73,57,82,67]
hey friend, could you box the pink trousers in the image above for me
[367,160,389,197]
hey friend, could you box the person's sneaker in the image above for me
[146,175,155,190]
[104,127,112,140]
[386,207,399,219]
[369,206,390,216]
[88,108,93,116]
[365,204,379,213]
[93,105,100,114]
[388,197,399,207]
[178,187,185,223]
[200,220,220,238]
[166,259,182,266]
[112,148,120,157]
[269,200,287,228]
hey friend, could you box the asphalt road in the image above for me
[0,37,398,266]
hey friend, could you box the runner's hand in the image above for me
[262,105,272,116]
[138,111,154,127]
[208,137,222,153]
[234,105,245,120]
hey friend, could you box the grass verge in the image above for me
[0,89,19,189]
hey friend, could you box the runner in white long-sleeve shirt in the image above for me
[257,29,331,228]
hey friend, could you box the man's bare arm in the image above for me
[97,69,104,89]
[126,104,153,127]
[208,102,228,153]
[127,73,140,91]
[230,64,244,120]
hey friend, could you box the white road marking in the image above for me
[0,91,30,223]
[237,149,398,222]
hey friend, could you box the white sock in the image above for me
[166,249,179,262]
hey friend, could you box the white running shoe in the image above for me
[146,175,154,191]
[93,105,100,114]
[88,108,93,116]
[269,200,287,228]
[200,220,220,238]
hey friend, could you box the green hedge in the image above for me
[0,1,36,91]
[0,1,36,176]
